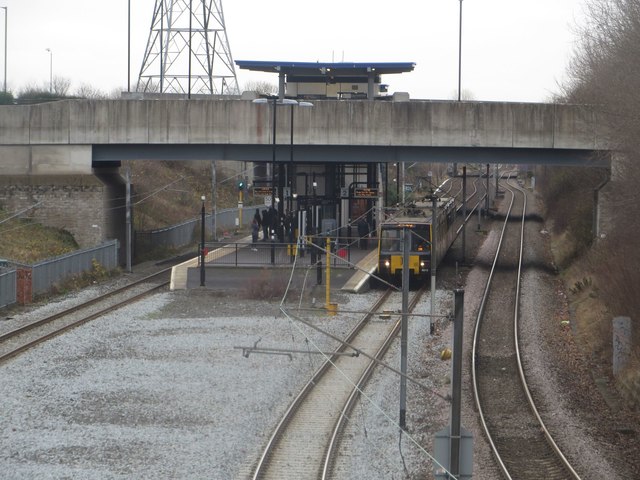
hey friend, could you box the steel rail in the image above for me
[0,268,172,344]
[471,175,581,479]
[510,180,582,480]
[252,285,430,479]
[0,269,170,363]
[321,286,427,479]
[251,288,393,479]
[471,174,515,478]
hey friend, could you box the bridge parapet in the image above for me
[0,98,608,175]
[0,98,605,149]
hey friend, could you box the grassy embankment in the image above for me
[537,165,640,408]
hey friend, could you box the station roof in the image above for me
[235,60,415,76]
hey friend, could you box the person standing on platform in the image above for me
[261,209,270,241]
[268,205,278,241]
[253,209,262,239]
[251,217,259,250]
[357,217,369,249]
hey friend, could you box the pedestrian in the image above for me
[357,217,369,249]
[253,209,262,238]
[261,209,270,241]
[251,217,259,250]
[269,205,279,241]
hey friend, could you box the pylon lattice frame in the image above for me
[137,0,239,95]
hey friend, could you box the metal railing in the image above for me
[0,240,119,306]
[31,240,119,295]
[0,268,16,308]
[135,207,256,253]
[202,238,363,268]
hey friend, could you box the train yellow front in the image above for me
[377,197,456,283]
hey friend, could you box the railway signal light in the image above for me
[238,180,245,191]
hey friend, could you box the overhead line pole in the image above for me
[431,192,437,334]
[399,226,410,430]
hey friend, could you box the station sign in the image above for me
[354,187,379,198]
[253,186,274,196]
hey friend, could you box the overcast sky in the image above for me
[1,0,588,102]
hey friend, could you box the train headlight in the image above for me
[420,261,425,268]
[384,259,390,268]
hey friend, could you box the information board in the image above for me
[354,187,378,198]
[253,186,274,196]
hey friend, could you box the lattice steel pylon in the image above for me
[137,0,239,95]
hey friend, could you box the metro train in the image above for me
[377,196,457,283]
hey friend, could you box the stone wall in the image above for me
[0,174,119,250]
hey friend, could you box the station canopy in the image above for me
[236,60,414,83]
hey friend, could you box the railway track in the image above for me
[0,268,171,364]
[471,177,581,479]
[252,286,428,480]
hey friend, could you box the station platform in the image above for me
[170,236,377,293]
[340,249,378,293]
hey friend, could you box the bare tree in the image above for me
[243,80,277,96]
[565,0,640,217]
[52,76,72,96]
[566,1,640,144]
[448,88,476,101]
[75,84,107,99]
[562,0,640,358]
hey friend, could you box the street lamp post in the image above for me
[45,48,52,93]
[252,97,312,242]
[1,6,6,94]
[127,0,131,93]
[200,195,206,287]
[458,0,463,102]
[312,179,317,234]
[289,101,313,226]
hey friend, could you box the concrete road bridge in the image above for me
[0,97,609,175]
[0,97,611,258]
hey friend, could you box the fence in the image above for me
[202,239,358,268]
[31,240,119,296]
[0,240,120,307]
[0,268,16,308]
[135,207,255,255]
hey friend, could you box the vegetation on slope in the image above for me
[541,0,640,406]
[127,159,261,232]
[0,211,78,264]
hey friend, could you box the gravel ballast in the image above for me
[2,194,639,478]
[1,287,454,479]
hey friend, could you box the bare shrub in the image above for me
[587,231,640,352]
[535,165,606,264]
[243,80,277,96]
[561,0,640,369]
[242,269,292,300]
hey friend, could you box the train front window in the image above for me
[412,226,431,252]
[380,228,402,252]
